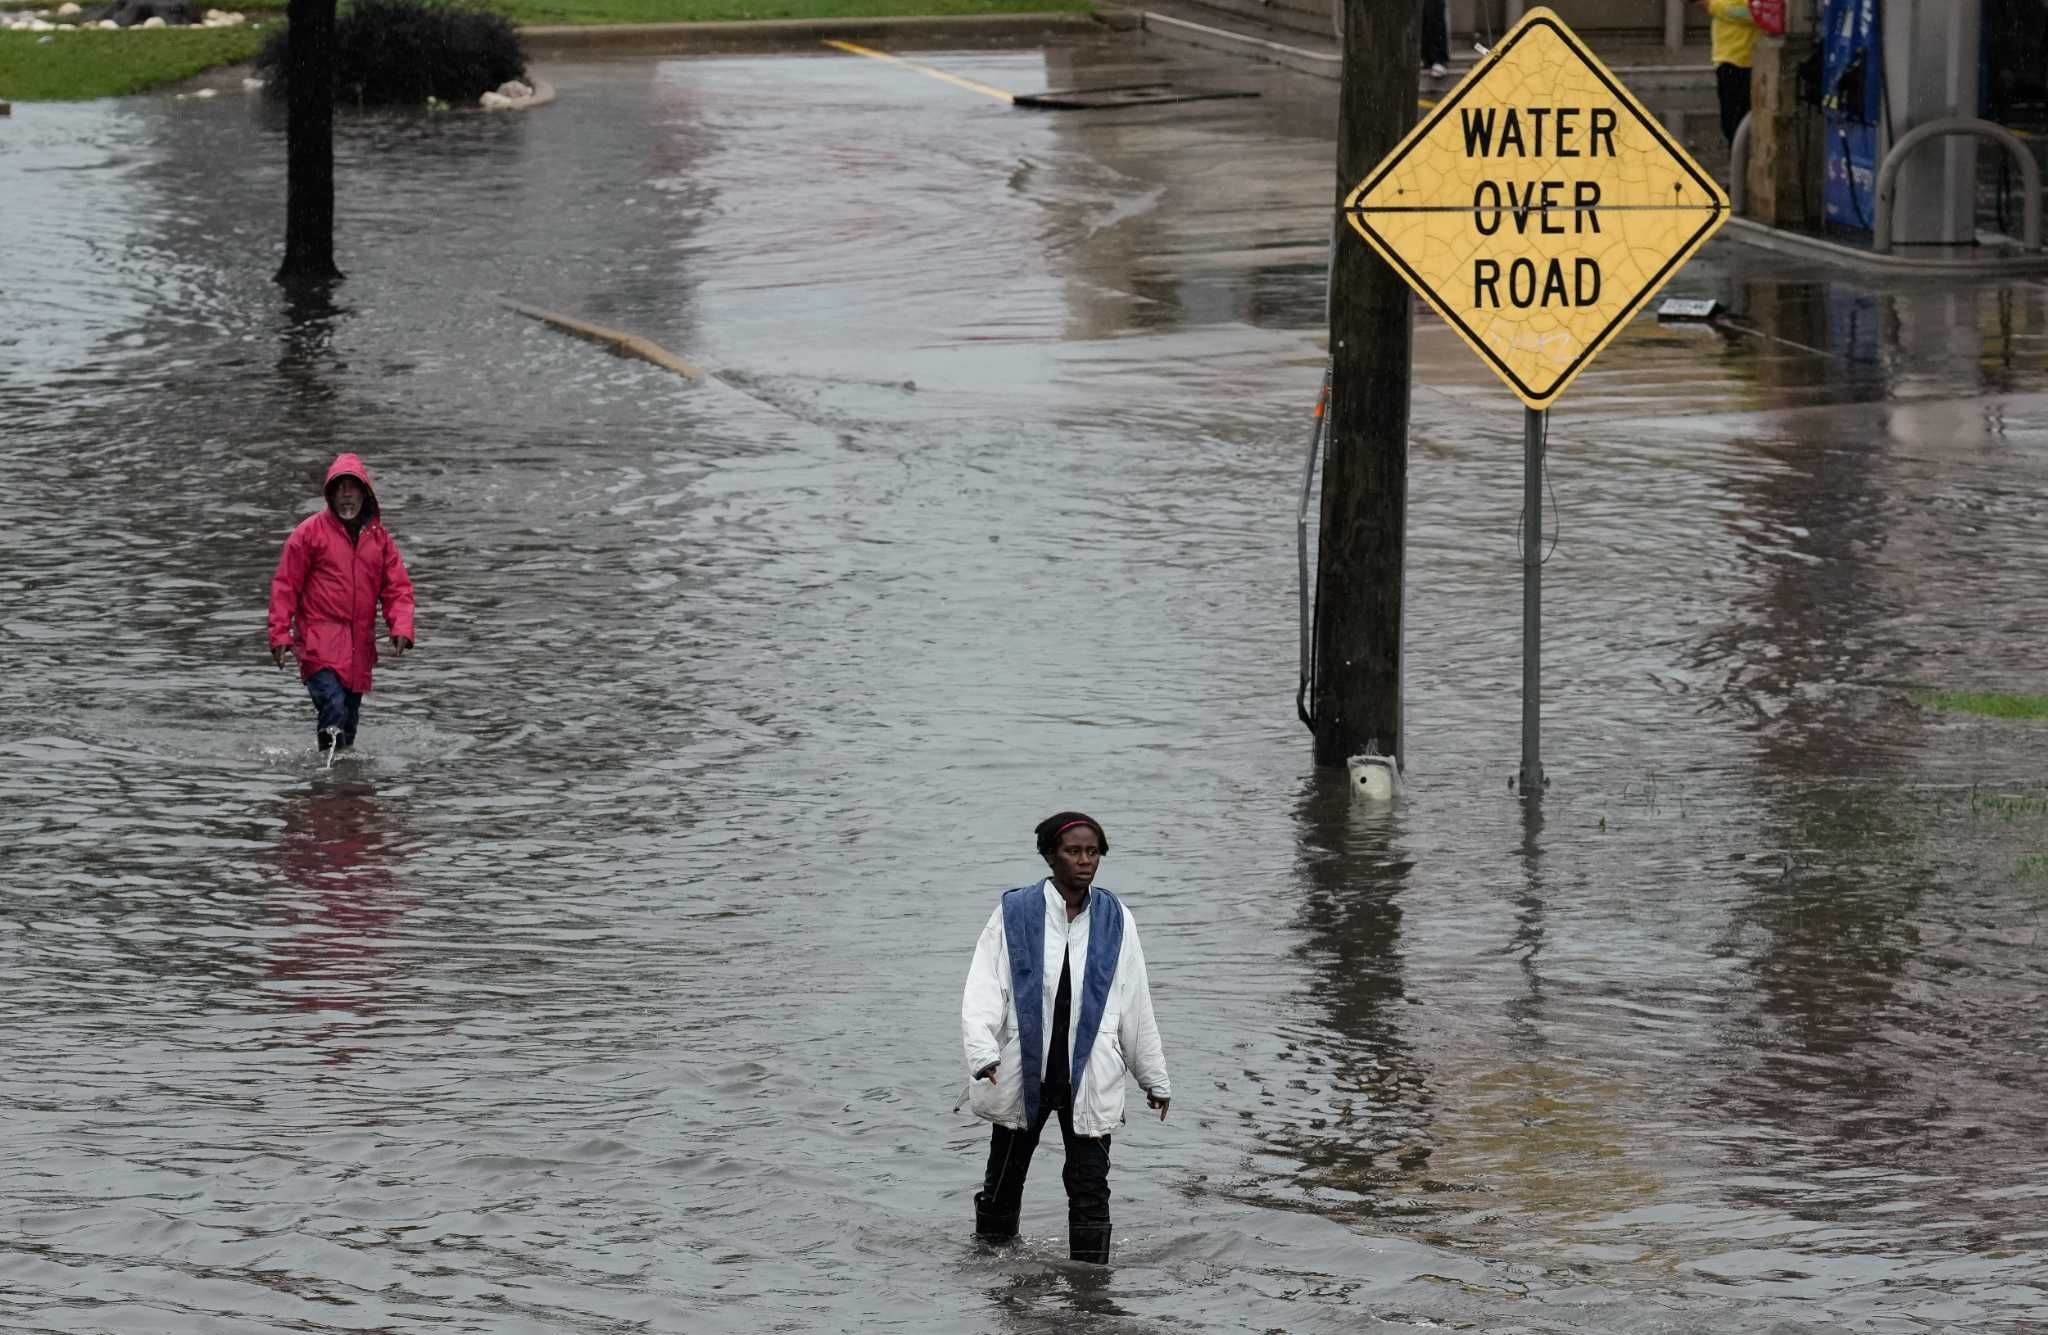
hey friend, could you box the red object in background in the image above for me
[1750,0,1786,35]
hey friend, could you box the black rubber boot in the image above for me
[974,1194,1019,1243]
[1069,1221,1111,1265]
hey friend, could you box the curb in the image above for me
[1138,9,1334,79]
[503,299,705,380]
[518,10,1119,52]
[1722,216,2048,276]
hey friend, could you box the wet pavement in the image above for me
[3,32,2048,1335]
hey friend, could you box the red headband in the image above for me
[1056,819,1096,837]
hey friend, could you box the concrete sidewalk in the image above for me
[1132,0,1716,85]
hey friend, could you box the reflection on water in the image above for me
[1249,775,1432,1221]
[268,783,412,1063]
[3,36,2048,1334]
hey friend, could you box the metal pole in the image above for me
[1519,406,1543,794]
[1297,364,1332,694]
[1664,0,1685,52]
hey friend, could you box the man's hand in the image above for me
[271,644,292,669]
[388,635,412,655]
[1146,1090,1170,1121]
[975,1062,999,1084]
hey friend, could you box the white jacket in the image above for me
[960,880,1171,1137]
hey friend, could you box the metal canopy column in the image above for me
[1881,0,1984,246]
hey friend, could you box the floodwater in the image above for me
[4,33,2048,1335]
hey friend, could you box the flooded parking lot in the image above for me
[3,32,2047,1333]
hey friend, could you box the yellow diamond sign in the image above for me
[1344,7,1728,409]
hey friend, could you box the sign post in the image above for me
[1520,406,1543,792]
[1340,7,1728,791]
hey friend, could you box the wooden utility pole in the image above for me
[1312,0,1419,768]
[276,0,343,287]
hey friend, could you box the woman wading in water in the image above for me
[959,812,1172,1265]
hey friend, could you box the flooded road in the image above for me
[4,34,2048,1333]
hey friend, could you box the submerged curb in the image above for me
[517,10,1123,52]
[502,299,706,381]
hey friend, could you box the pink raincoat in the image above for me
[267,454,416,695]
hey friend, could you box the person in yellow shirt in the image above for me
[1697,0,1760,144]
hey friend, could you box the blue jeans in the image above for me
[305,668,362,747]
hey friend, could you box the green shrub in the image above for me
[256,0,525,106]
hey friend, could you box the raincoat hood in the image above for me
[323,453,380,524]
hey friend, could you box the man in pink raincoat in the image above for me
[267,454,417,756]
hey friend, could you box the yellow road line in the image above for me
[822,39,1017,104]
[502,300,705,382]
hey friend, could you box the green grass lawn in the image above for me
[0,25,266,99]
[1919,689,2048,722]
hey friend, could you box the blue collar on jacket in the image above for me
[1002,880,1124,1124]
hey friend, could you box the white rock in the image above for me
[141,15,166,25]
[29,17,54,28]
[38,32,53,41]
[242,76,265,89]
[495,79,532,100]
[98,17,118,26]
[194,87,217,97]
[56,1,80,12]
[479,90,513,109]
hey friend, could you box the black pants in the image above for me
[1716,62,1752,145]
[977,1101,1112,1229]
[305,668,362,747]
[1421,0,1449,67]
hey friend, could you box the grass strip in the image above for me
[0,25,266,99]
[1918,689,2048,721]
